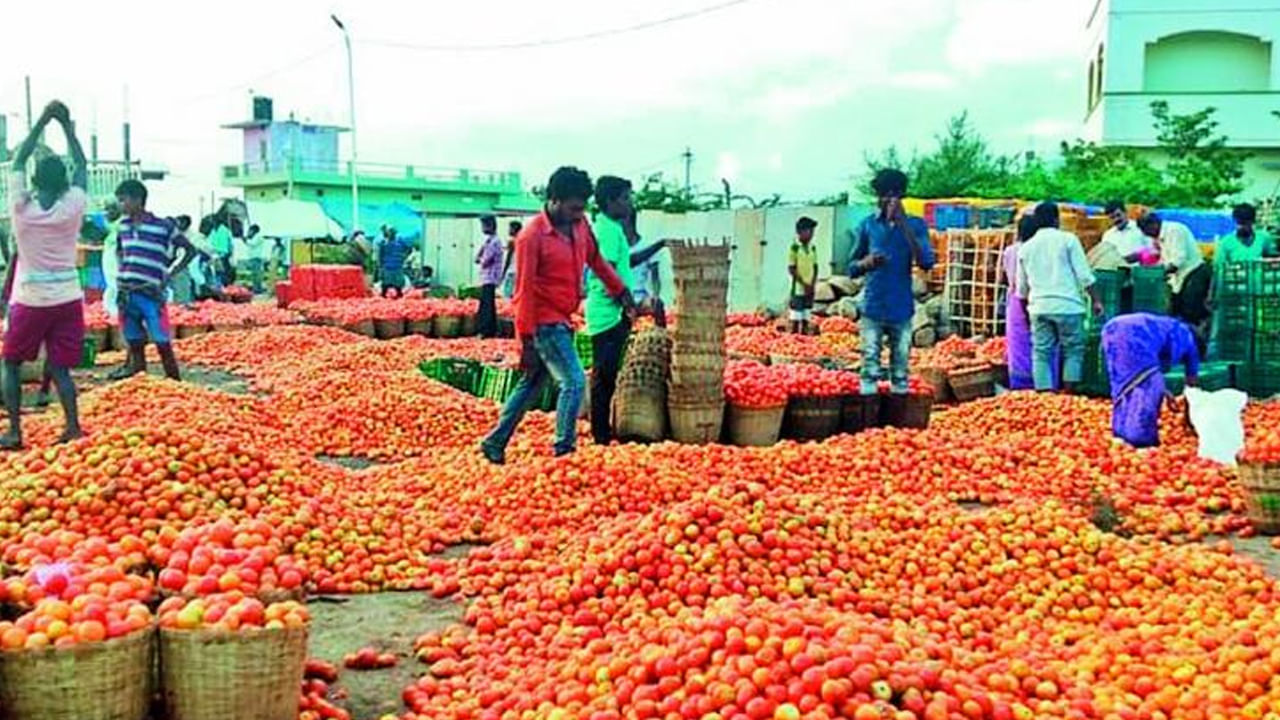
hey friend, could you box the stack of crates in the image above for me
[1244,264,1280,397]
[1216,261,1253,362]
[1130,266,1172,315]
[944,229,1013,338]
[1093,269,1124,322]
[1079,320,1110,398]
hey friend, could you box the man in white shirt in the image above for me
[1018,202,1104,393]
[240,224,266,294]
[1090,200,1150,270]
[1137,213,1210,328]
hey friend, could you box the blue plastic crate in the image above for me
[932,204,973,231]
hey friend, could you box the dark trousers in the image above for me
[1173,263,1212,325]
[477,284,498,338]
[590,318,631,445]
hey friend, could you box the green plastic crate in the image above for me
[477,365,522,403]
[1239,361,1280,399]
[78,337,97,370]
[1254,297,1280,333]
[1093,270,1124,321]
[574,332,594,369]
[1253,330,1280,364]
[1079,329,1111,398]
[1164,361,1232,395]
[420,358,482,393]
[1217,261,1251,299]
[1248,259,1280,297]
[1130,266,1171,315]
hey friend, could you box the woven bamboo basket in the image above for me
[341,320,377,338]
[433,315,464,338]
[947,366,995,402]
[881,394,933,429]
[613,389,667,442]
[176,324,212,340]
[668,399,724,444]
[462,313,478,337]
[108,325,125,352]
[159,624,307,720]
[85,326,110,352]
[840,394,883,434]
[374,318,406,339]
[783,396,842,441]
[918,367,951,402]
[0,625,154,720]
[1238,462,1280,535]
[406,318,434,336]
[726,404,785,447]
[990,363,1010,389]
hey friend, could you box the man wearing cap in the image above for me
[788,217,819,334]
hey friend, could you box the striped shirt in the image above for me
[117,212,179,291]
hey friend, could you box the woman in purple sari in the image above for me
[1001,216,1042,389]
[1101,313,1199,448]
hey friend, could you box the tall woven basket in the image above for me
[727,404,785,447]
[613,329,672,442]
[1238,462,1280,535]
[0,626,154,720]
[669,398,725,444]
[159,625,308,720]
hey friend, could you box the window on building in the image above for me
[1096,44,1104,102]
[1144,31,1271,93]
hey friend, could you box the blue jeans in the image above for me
[120,290,172,344]
[1031,313,1085,390]
[860,318,912,394]
[246,258,265,294]
[482,323,584,458]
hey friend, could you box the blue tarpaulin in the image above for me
[1153,208,1235,242]
[320,200,423,241]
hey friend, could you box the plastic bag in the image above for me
[1185,387,1247,465]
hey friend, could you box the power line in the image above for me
[360,0,757,53]
[168,45,339,106]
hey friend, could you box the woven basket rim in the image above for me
[0,623,154,661]
[159,622,309,641]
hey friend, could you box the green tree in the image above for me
[632,173,703,213]
[909,113,1011,198]
[1150,101,1250,207]
[1051,141,1167,206]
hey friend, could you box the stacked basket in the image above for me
[667,242,730,444]
[613,328,672,442]
[1238,462,1280,535]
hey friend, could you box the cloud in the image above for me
[944,0,1093,74]
[882,71,956,91]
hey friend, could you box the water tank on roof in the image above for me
[253,96,273,123]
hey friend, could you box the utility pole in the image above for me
[332,14,360,237]
[24,76,32,131]
[682,146,693,197]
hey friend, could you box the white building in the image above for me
[1084,0,1280,202]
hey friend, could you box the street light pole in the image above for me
[332,14,360,237]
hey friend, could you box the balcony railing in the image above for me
[0,160,142,219]
[222,159,521,189]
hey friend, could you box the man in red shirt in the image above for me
[481,167,635,463]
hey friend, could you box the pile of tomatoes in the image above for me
[0,323,1278,720]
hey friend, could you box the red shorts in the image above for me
[3,301,86,368]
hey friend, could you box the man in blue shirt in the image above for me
[849,169,935,394]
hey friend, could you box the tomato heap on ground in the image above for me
[0,324,1278,720]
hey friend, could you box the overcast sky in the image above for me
[3,0,1091,212]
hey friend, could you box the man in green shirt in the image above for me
[1209,203,1277,359]
[585,176,665,445]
